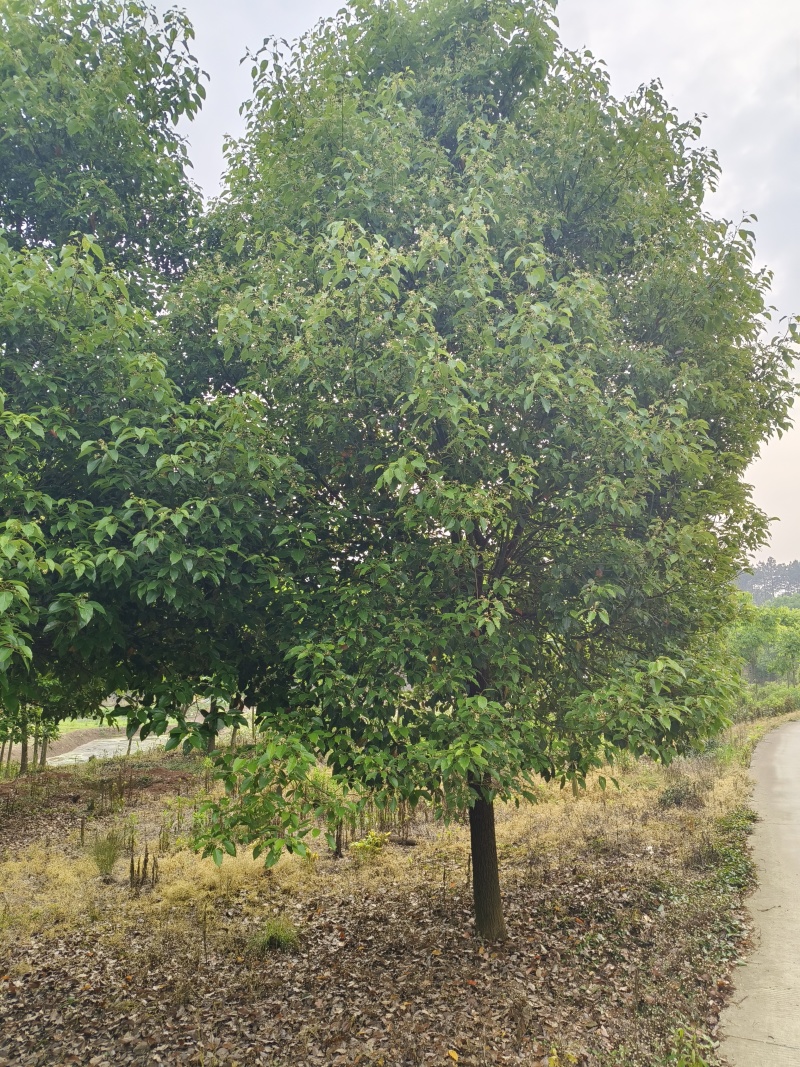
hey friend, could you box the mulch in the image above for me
[0,778,747,1067]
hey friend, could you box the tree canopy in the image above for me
[731,597,800,686]
[1,0,796,939]
[0,0,205,274]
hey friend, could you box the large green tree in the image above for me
[195,0,795,939]
[1,0,796,942]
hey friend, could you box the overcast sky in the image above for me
[165,0,800,563]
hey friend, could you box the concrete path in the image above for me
[47,734,164,766]
[720,720,800,1066]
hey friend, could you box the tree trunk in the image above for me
[0,741,5,766]
[205,699,217,753]
[39,735,48,768]
[32,729,39,769]
[468,790,508,941]
[19,721,28,774]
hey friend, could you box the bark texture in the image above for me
[469,792,508,941]
[19,724,28,774]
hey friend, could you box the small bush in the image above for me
[349,829,391,865]
[658,781,703,810]
[91,829,124,878]
[666,1027,713,1066]
[247,915,300,955]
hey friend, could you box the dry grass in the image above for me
[0,713,796,1066]
[0,717,778,938]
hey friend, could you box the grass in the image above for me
[247,914,300,955]
[90,828,126,878]
[57,716,124,735]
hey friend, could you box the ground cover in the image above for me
[56,719,121,736]
[0,716,792,1067]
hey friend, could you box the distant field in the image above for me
[57,716,124,735]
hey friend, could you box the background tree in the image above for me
[0,229,303,747]
[0,1,257,744]
[0,0,297,748]
[737,558,800,605]
[0,0,205,277]
[0,0,208,699]
[730,598,800,685]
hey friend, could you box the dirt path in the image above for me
[720,720,800,1065]
[47,732,164,764]
[4,726,126,766]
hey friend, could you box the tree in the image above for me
[193,0,796,939]
[772,593,800,610]
[0,1,263,745]
[0,0,205,277]
[2,0,795,942]
[737,558,800,605]
[730,599,800,685]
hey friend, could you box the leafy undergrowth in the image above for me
[0,717,790,1067]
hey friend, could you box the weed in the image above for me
[91,829,125,878]
[658,781,703,810]
[350,829,390,865]
[129,841,159,891]
[548,1048,578,1066]
[247,914,300,955]
[711,807,757,890]
[301,848,319,872]
[666,1027,713,1066]
[160,793,193,851]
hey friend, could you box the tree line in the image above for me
[737,558,800,605]
[731,596,800,686]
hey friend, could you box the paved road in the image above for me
[720,720,800,1066]
[47,734,164,765]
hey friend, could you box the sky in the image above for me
[164,0,800,563]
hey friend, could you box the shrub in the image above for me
[91,829,125,878]
[732,683,800,722]
[349,830,391,866]
[247,915,300,956]
[658,781,703,810]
